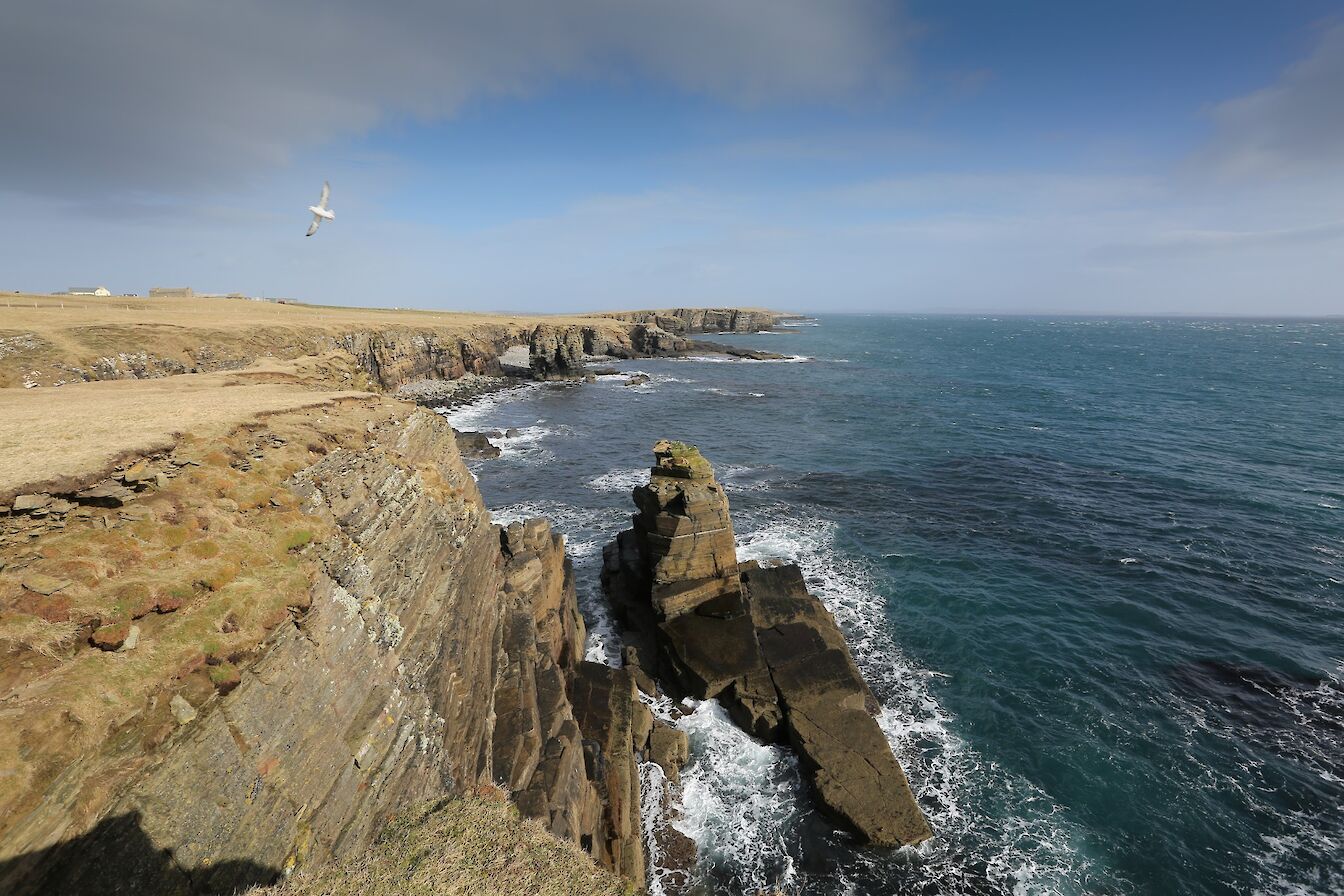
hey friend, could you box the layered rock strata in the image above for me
[0,407,672,894]
[4,311,784,391]
[597,308,790,334]
[527,322,787,379]
[603,441,932,847]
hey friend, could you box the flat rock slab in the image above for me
[744,564,931,846]
[21,573,71,595]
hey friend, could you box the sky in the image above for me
[1,1,1342,314]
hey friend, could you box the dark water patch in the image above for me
[453,315,1344,896]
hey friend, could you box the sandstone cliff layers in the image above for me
[0,292,792,390]
[0,405,673,894]
[603,441,932,847]
[596,308,792,334]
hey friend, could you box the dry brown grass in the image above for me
[0,356,371,501]
[0,292,636,388]
[0,616,80,657]
[249,794,630,896]
[0,400,400,839]
[0,291,629,335]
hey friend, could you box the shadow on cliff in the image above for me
[0,810,280,896]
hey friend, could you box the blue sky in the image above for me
[1,1,1341,313]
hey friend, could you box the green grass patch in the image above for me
[280,529,313,553]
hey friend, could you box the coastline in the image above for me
[0,300,836,896]
[6,309,1340,895]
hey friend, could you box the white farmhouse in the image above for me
[68,286,112,296]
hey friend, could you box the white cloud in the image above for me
[0,0,908,197]
[830,172,1165,212]
[1092,220,1344,262]
[1203,21,1344,178]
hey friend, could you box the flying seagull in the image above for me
[305,181,334,236]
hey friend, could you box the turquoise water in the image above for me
[446,316,1343,895]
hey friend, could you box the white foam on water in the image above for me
[581,591,623,665]
[439,382,538,430]
[1239,662,1344,895]
[563,537,603,560]
[734,510,1102,894]
[586,468,650,493]
[681,354,813,364]
[492,499,628,665]
[1251,806,1344,896]
[436,383,565,464]
[492,424,566,463]
[641,760,676,896]
[489,501,545,527]
[696,386,770,400]
[672,700,804,894]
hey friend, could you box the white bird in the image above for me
[305,181,334,236]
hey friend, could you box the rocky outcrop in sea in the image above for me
[0,310,876,896]
[603,441,932,847]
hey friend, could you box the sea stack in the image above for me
[603,441,933,847]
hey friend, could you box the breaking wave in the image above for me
[732,509,1106,895]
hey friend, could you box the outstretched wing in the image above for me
[317,181,330,209]
[306,214,322,237]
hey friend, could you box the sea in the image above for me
[440,315,1343,896]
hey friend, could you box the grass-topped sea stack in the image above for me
[603,441,933,847]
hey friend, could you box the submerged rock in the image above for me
[603,441,932,847]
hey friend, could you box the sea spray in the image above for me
[673,700,803,894]
[734,509,1104,894]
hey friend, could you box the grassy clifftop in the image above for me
[0,293,632,389]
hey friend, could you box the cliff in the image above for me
[0,294,783,390]
[0,398,676,894]
[594,308,796,334]
[603,441,932,847]
[0,299,842,895]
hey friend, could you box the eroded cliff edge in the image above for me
[593,308,797,334]
[0,294,794,390]
[0,401,673,894]
[0,307,917,895]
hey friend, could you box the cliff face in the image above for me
[0,404,662,894]
[603,441,932,848]
[527,322,699,380]
[333,328,519,387]
[596,308,790,334]
[3,297,789,390]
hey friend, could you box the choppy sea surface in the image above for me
[442,315,1343,896]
